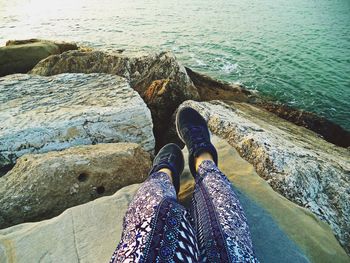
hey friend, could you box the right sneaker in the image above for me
[175,107,218,177]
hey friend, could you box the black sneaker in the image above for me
[149,143,184,194]
[176,107,218,177]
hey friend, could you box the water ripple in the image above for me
[0,0,349,130]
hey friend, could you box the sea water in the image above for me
[1,0,349,130]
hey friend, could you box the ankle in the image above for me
[158,168,173,183]
[195,152,214,172]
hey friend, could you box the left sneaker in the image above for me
[149,143,184,194]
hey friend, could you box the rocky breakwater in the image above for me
[0,39,349,259]
[179,100,350,254]
[26,46,349,149]
[0,73,155,173]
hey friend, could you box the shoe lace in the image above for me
[158,154,175,165]
[187,126,207,148]
[159,156,170,164]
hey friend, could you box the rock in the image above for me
[5,39,78,54]
[0,73,155,171]
[178,100,350,254]
[29,50,199,150]
[0,184,140,263]
[1,136,348,263]
[0,39,78,76]
[185,67,253,102]
[257,101,350,148]
[143,79,198,150]
[0,143,151,229]
[30,50,199,99]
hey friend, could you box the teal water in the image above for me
[1,0,349,130]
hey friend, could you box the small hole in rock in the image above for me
[96,186,105,194]
[78,173,88,182]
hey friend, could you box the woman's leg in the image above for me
[110,144,199,263]
[191,159,259,262]
[175,107,258,262]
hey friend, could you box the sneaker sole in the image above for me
[175,108,186,144]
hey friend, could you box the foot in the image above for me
[176,107,218,177]
[149,143,184,194]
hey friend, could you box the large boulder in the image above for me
[0,73,155,172]
[0,39,78,76]
[0,136,348,263]
[30,50,199,99]
[0,184,140,263]
[0,143,151,229]
[5,39,78,53]
[178,100,350,254]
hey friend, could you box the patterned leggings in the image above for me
[110,160,259,263]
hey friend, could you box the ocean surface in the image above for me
[1,0,349,130]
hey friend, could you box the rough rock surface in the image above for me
[0,184,140,263]
[1,137,348,263]
[179,100,350,254]
[30,50,199,100]
[0,73,155,171]
[5,39,78,53]
[29,50,199,150]
[0,143,151,229]
[257,101,350,147]
[185,67,253,102]
[0,39,78,76]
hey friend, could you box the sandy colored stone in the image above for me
[0,143,151,229]
[179,100,350,254]
[0,184,140,263]
[30,50,199,100]
[0,73,155,170]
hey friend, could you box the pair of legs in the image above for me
[110,108,259,262]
